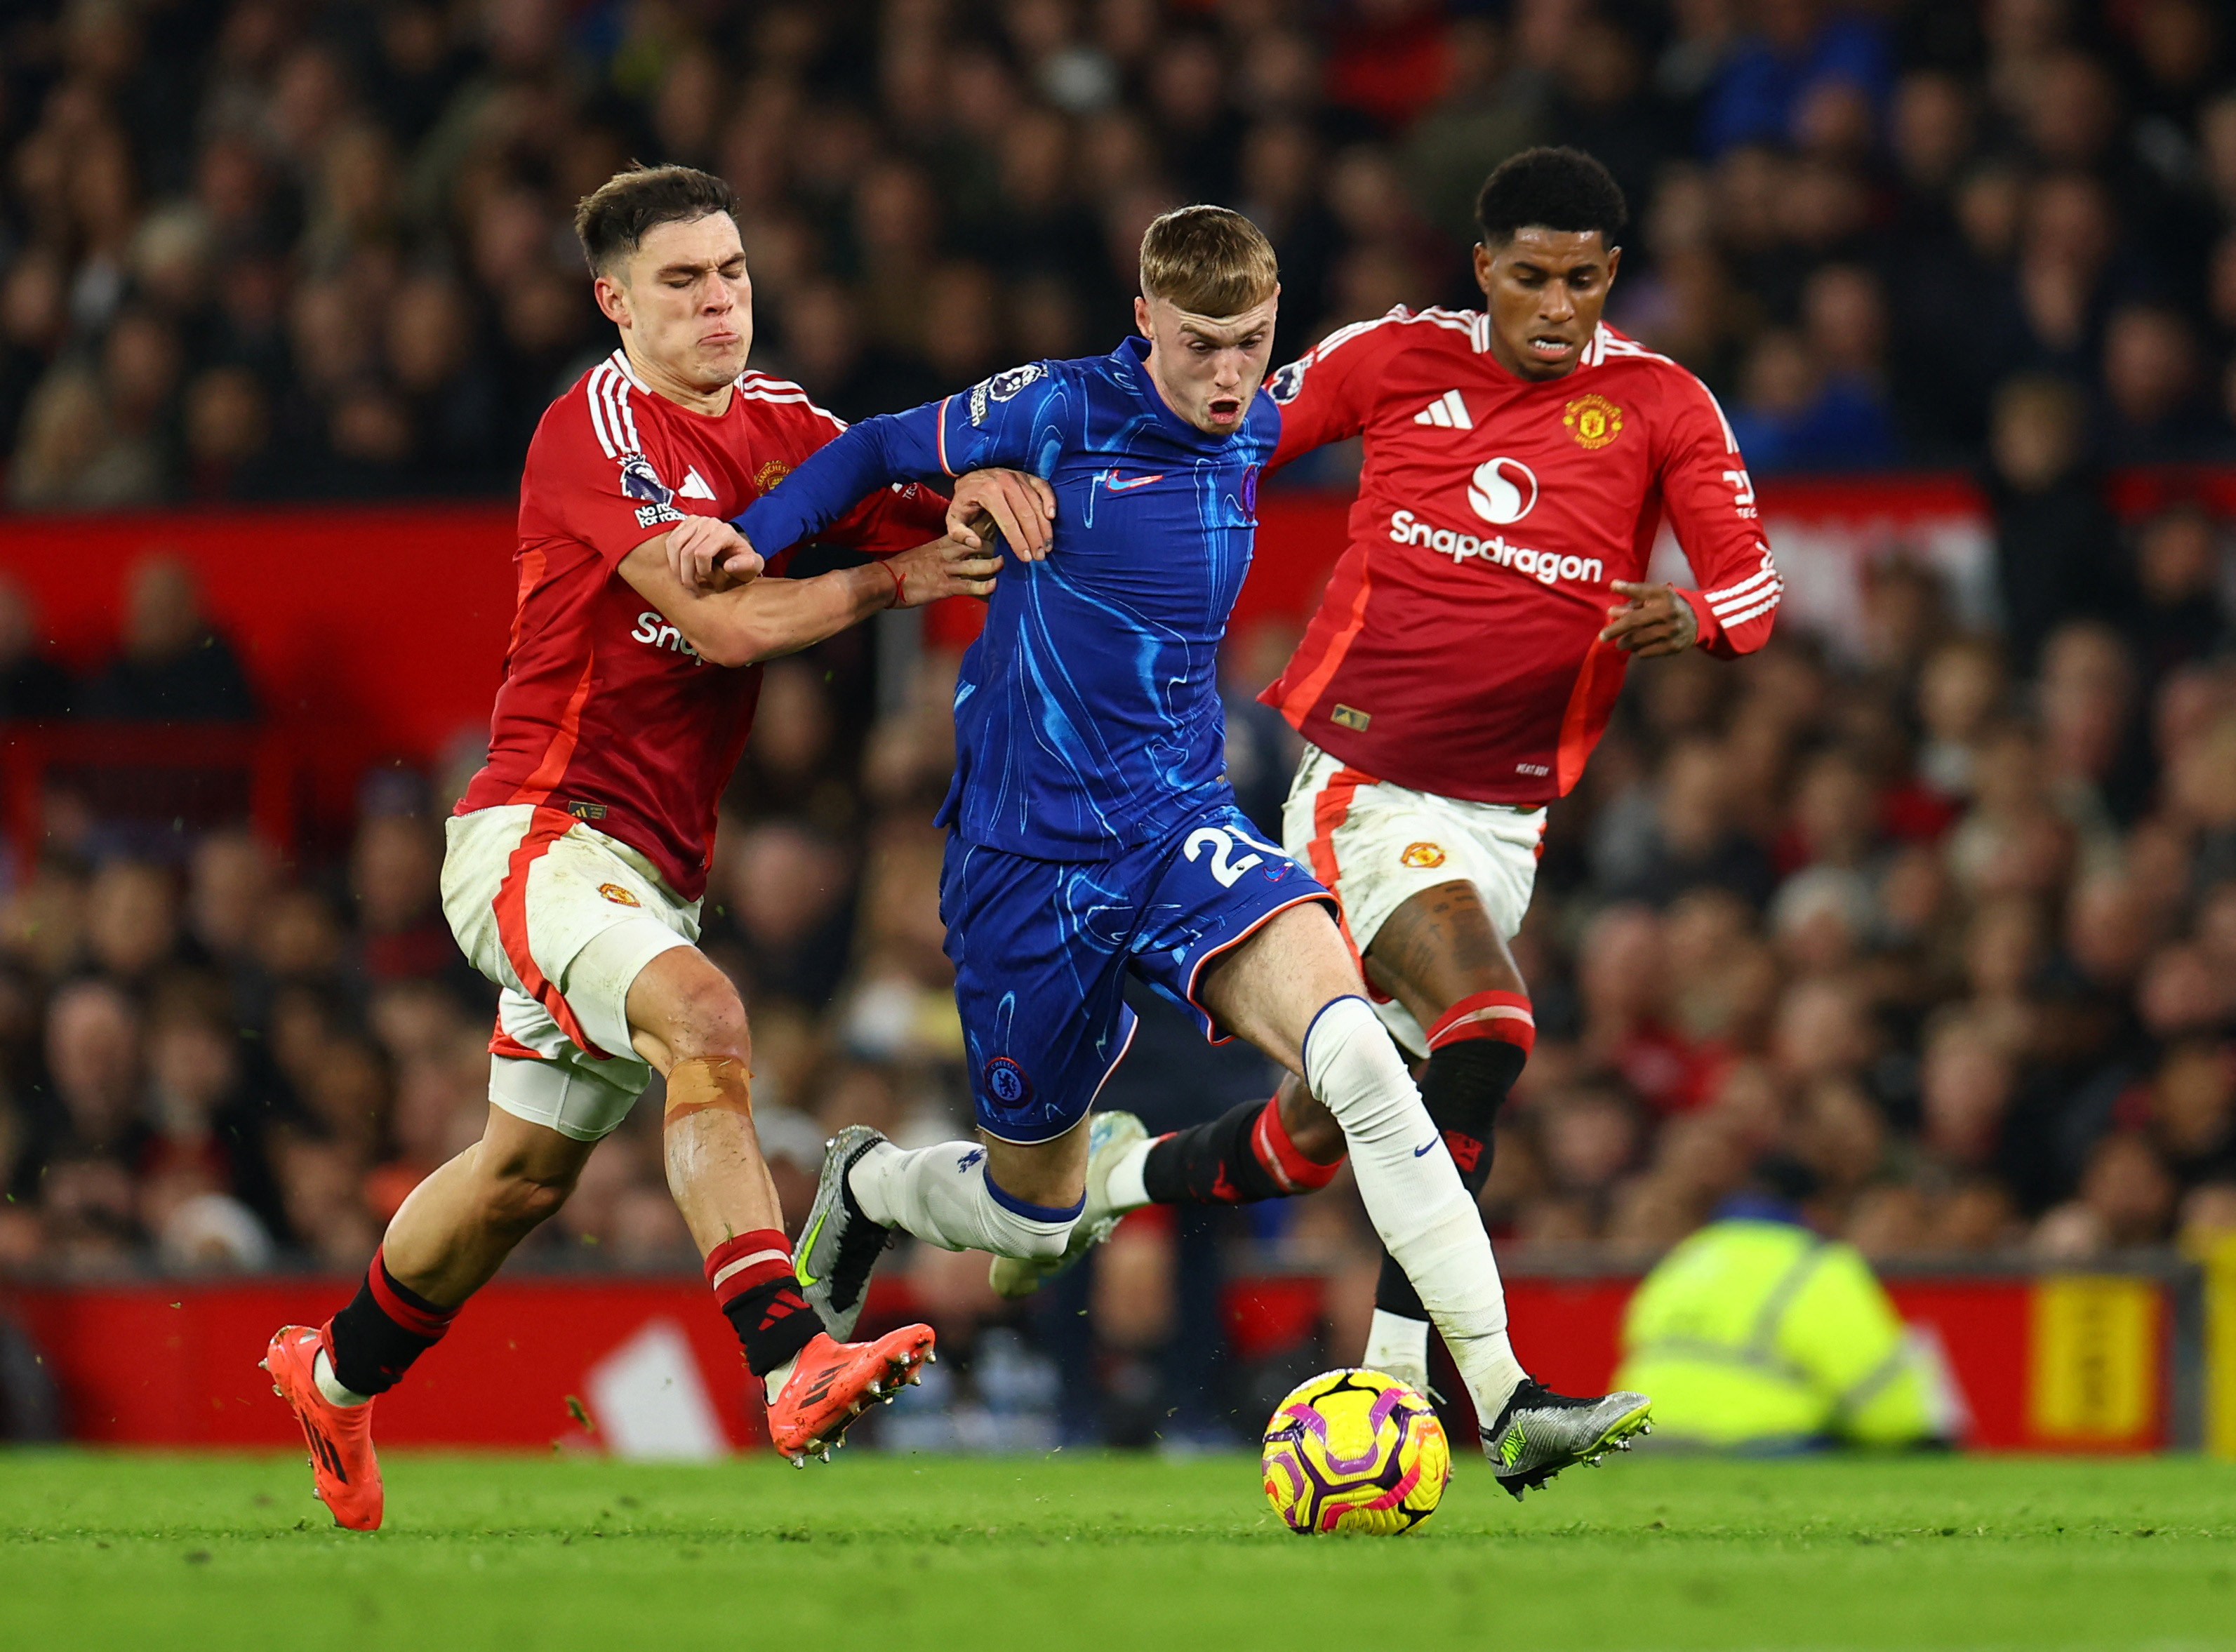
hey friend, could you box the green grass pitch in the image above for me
[4,1449,2234,1651]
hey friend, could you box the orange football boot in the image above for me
[766,1325,936,1465]
[261,1324,383,1531]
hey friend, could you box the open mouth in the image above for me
[1206,396,1243,422]
[1526,333,1576,363]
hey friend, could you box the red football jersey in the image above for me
[1261,310,1780,802]
[457,349,946,900]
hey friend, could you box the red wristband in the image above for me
[882,559,906,608]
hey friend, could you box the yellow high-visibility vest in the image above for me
[1615,1218,1947,1449]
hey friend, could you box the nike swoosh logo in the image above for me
[794,1208,827,1288]
[1103,471,1163,492]
[1413,1141,1438,1157]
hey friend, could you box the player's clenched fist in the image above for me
[667,515,764,590]
[884,536,1002,606]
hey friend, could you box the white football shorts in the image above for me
[441,802,700,1141]
[1280,742,1546,1057]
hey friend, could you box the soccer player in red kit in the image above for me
[1002,148,1781,1424]
[262,165,1024,1528]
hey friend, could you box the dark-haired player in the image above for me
[1009,148,1781,1423]
[261,165,1032,1528]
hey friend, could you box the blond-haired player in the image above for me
[670,206,1651,1498]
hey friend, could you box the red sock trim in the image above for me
[366,1246,458,1343]
[1426,991,1535,1055]
[704,1229,795,1309]
[1251,1095,1344,1193]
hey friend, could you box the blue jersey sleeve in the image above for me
[734,362,1060,556]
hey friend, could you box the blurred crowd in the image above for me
[18,0,2236,503]
[4,0,2236,1441]
[0,519,2232,1280]
[1507,538,2236,1267]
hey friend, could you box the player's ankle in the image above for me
[843,1139,903,1228]
[313,1348,373,1409]
[1105,1138,1154,1211]
[1362,1308,1431,1386]
[323,1247,455,1401]
[1450,1330,1526,1422]
[712,1239,820,1381]
[763,1350,804,1406]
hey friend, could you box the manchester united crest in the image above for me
[598,884,642,907]
[1400,841,1447,869]
[1563,393,1624,450]
[753,458,793,495]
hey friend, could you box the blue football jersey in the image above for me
[733,336,1277,858]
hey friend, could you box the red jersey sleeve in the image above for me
[1654,372,1781,659]
[535,388,674,570]
[825,477,948,556]
[1267,309,1411,471]
[750,386,950,558]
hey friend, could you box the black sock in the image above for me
[724,1277,821,1378]
[326,1248,457,1398]
[1142,1100,1289,1205]
[1373,1040,1527,1320]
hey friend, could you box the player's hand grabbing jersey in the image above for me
[458,352,945,898]
[737,338,1277,858]
[1262,310,1781,802]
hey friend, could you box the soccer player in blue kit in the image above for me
[670,208,1649,1492]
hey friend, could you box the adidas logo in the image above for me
[1413,389,1472,429]
[759,1298,804,1331]
[679,466,717,500]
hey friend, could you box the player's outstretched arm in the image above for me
[620,529,997,669]
[726,408,952,578]
[725,369,1062,582]
[666,468,1053,589]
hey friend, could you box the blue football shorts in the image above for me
[940,802,1336,1144]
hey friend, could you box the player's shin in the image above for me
[1116,1093,1345,1209]
[849,1139,1083,1260]
[660,1058,820,1390]
[1300,996,1525,1418]
[1364,995,1533,1383]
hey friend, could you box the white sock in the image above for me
[1362,1310,1432,1390]
[848,1139,1081,1260]
[762,1350,801,1406]
[313,1347,372,1408]
[1105,1138,1153,1213]
[1303,997,1526,1421]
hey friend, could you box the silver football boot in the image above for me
[794,1124,896,1340]
[1481,1378,1653,1500]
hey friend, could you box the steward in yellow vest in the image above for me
[1614,1180,1957,1451]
